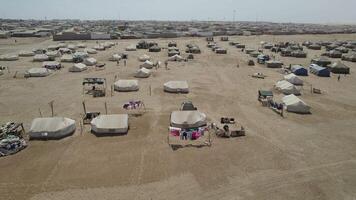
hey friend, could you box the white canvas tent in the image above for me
[126,45,137,51]
[275,80,301,95]
[168,54,184,62]
[33,54,49,62]
[91,114,129,135]
[138,54,150,62]
[83,57,97,66]
[19,50,35,57]
[170,111,207,129]
[140,60,154,69]
[282,94,311,114]
[29,117,76,140]
[84,48,97,54]
[110,54,121,61]
[0,54,19,61]
[114,80,139,92]
[135,67,151,78]
[284,73,303,85]
[164,81,189,93]
[69,63,87,72]
[26,68,51,77]
[61,54,74,62]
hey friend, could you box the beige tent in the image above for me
[26,68,51,77]
[91,114,129,135]
[29,117,76,140]
[168,54,184,62]
[284,73,303,85]
[69,63,87,72]
[19,50,35,57]
[275,80,301,95]
[46,51,60,58]
[83,57,97,66]
[138,54,150,62]
[84,48,97,54]
[282,94,310,114]
[125,45,137,51]
[164,81,189,93]
[0,54,19,61]
[135,68,151,78]
[170,111,207,128]
[114,80,139,92]
[140,60,154,69]
[109,54,121,61]
[33,54,49,62]
[60,54,74,62]
[93,45,105,51]
[76,43,87,48]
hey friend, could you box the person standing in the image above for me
[338,75,341,81]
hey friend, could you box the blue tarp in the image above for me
[309,64,330,77]
[291,65,308,76]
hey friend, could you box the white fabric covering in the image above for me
[0,54,19,61]
[33,54,49,62]
[110,54,121,61]
[140,60,154,69]
[19,51,35,57]
[26,68,51,77]
[114,80,139,91]
[284,73,303,85]
[282,94,311,114]
[83,57,97,66]
[60,54,74,62]
[69,63,87,72]
[138,54,150,62]
[164,81,189,93]
[126,45,137,51]
[91,114,129,134]
[275,80,300,95]
[170,111,207,128]
[168,54,184,61]
[29,117,76,139]
[135,67,151,78]
[84,48,97,54]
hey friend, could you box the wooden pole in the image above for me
[105,102,108,114]
[82,101,87,114]
[13,71,17,78]
[38,108,43,117]
[49,100,54,117]
[149,85,152,96]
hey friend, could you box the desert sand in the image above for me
[1,34,356,200]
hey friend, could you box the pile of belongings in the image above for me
[0,54,19,61]
[29,117,76,140]
[164,81,189,93]
[91,114,129,135]
[114,80,139,92]
[252,72,266,79]
[0,122,27,157]
[123,100,143,110]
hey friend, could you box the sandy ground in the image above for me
[1,34,356,200]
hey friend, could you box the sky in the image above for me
[0,0,355,24]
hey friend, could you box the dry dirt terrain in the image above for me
[1,34,356,200]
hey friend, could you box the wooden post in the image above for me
[49,100,54,117]
[105,102,108,114]
[80,120,83,136]
[111,85,113,97]
[38,108,43,117]
[310,84,313,94]
[149,85,152,96]
[82,101,87,114]
[13,71,17,78]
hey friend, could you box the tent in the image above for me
[58,48,71,54]
[114,80,139,92]
[76,43,87,48]
[69,63,87,72]
[311,57,331,67]
[282,94,311,114]
[140,60,154,69]
[29,117,76,140]
[309,64,330,77]
[61,54,74,62]
[19,50,35,57]
[266,60,283,68]
[33,54,49,62]
[284,73,303,85]
[42,61,61,70]
[168,50,180,57]
[215,48,227,54]
[84,48,97,54]
[135,67,151,78]
[164,81,189,93]
[67,44,77,50]
[110,54,121,61]
[168,54,184,62]
[26,68,51,77]
[46,51,60,58]
[125,45,137,51]
[73,51,89,59]
[83,57,97,66]
[149,45,161,52]
[329,62,350,74]
[91,114,129,135]
[0,54,19,61]
[291,65,308,76]
[48,45,59,51]
[170,111,207,129]
[275,80,301,95]
[138,54,150,62]
[93,45,105,51]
